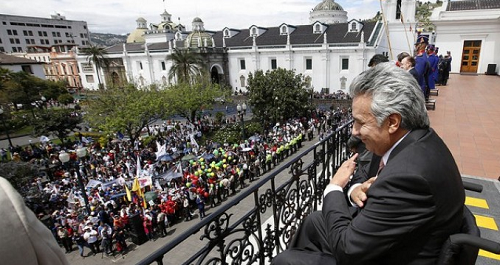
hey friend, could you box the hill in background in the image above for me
[90,32,128,47]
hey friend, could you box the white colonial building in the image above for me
[0,53,45,79]
[76,0,419,93]
[431,0,500,74]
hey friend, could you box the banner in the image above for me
[86,179,102,189]
[138,176,152,188]
[102,179,119,189]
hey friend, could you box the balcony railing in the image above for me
[138,120,353,265]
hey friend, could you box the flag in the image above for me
[155,141,167,159]
[136,156,142,178]
[155,179,163,191]
[125,184,132,201]
[190,133,199,149]
[81,136,90,144]
[67,191,76,204]
[132,177,147,208]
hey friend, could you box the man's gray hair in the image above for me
[349,62,430,130]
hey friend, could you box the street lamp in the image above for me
[40,96,47,109]
[0,108,13,148]
[59,148,90,214]
[236,102,247,140]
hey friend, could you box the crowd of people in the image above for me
[7,107,350,258]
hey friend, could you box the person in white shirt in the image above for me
[83,226,99,255]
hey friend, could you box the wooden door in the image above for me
[460,40,482,73]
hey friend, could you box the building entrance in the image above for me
[460,40,481,73]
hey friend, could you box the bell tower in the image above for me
[382,0,416,24]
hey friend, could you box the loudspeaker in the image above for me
[128,214,148,245]
[486,64,497,75]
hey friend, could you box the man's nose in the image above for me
[352,124,360,137]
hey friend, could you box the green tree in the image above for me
[83,84,164,143]
[166,48,204,84]
[80,45,109,89]
[163,80,226,123]
[247,68,312,125]
[57,93,75,106]
[0,70,67,110]
[32,109,83,146]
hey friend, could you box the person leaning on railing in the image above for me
[272,63,465,265]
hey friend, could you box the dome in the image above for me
[186,31,213,48]
[126,28,147,43]
[193,17,203,23]
[136,17,147,23]
[313,0,344,11]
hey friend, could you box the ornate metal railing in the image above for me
[138,120,353,265]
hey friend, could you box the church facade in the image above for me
[76,0,418,93]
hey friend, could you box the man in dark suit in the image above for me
[272,63,465,265]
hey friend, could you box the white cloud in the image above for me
[2,0,430,34]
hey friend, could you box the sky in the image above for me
[2,0,436,35]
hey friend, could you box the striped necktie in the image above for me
[376,159,385,177]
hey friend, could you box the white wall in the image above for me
[432,8,500,74]
[226,43,376,94]
[2,64,46,79]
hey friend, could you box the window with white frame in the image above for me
[271,58,277,70]
[305,58,312,70]
[86,75,94,83]
[341,58,349,70]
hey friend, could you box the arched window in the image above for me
[139,76,145,86]
[252,28,257,35]
[315,24,320,32]
[111,72,120,86]
[240,75,246,87]
[351,23,357,31]
[162,76,167,85]
[224,30,230,37]
[281,26,287,35]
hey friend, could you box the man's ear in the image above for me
[387,113,402,134]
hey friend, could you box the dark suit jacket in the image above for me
[323,128,465,265]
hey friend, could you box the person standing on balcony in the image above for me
[427,45,439,93]
[414,36,430,100]
[272,63,464,265]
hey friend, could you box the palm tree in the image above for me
[81,45,108,89]
[166,48,204,84]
